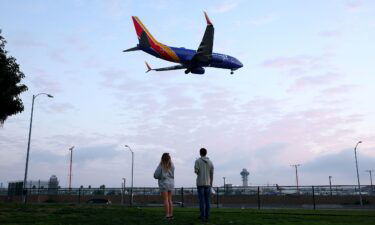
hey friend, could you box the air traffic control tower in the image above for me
[240,168,250,187]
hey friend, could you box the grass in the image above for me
[0,203,375,225]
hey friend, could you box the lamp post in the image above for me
[354,141,363,206]
[23,93,53,203]
[329,176,332,196]
[223,177,226,193]
[290,164,301,194]
[68,146,75,191]
[365,170,373,192]
[125,145,134,206]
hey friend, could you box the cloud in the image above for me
[288,72,342,92]
[65,36,89,52]
[321,84,359,96]
[49,49,69,64]
[12,37,47,48]
[29,68,62,94]
[262,55,321,70]
[211,0,239,13]
[318,30,342,38]
[101,0,130,18]
[346,0,365,13]
[238,15,276,27]
[261,53,336,78]
[302,150,375,184]
[46,102,76,114]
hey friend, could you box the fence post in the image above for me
[24,188,28,204]
[78,188,81,204]
[257,186,261,210]
[312,186,316,210]
[181,187,184,208]
[130,188,132,207]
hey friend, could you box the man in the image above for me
[194,148,214,222]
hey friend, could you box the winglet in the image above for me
[145,61,152,73]
[204,11,212,25]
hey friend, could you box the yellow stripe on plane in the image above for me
[133,16,158,45]
[134,16,180,63]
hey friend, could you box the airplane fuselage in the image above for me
[142,45,243,71]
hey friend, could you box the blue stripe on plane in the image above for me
[141,45,243,71]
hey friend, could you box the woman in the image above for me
[154,153,175,219]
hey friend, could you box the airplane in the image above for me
[123,12,243,75]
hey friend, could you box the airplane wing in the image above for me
[191,12,214,65]
[145,62,186,73]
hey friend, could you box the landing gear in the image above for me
[185,69,190,74]
[230,71,234,75]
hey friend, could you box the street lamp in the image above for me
[290,164,301,194]
[329,176,332,196]
[23,93,53,203]
[354,141,363,206]
[365,170,374,192]
[68,146,75,191]
[223,177,226,193]
[125,145,134,206]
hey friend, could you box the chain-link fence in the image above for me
[1,185,374,209]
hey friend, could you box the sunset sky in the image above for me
[1,0,375,188]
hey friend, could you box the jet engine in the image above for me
[190,67,205,74]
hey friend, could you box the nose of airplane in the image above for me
[235,59,243,68]
[237,60,243,68]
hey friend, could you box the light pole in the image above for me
[125,145,134,206]
[329,176,332,196]
[365,170,373,191]
[223,177,226,193]
[68,146,75,190]
[354,141,363,206]
[290,164,301,194]
[23,93,53,203]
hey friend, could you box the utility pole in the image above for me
[329,176,332,196]
[125,145,134,206]
[291,164,301,194]
[354,141,363,206]
[365,170,374,191]
[68,146,75,190]
[223,177,226,193]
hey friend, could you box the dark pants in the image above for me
[197,186,211,219]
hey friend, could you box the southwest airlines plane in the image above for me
[124,12,243,75]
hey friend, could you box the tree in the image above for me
[0,30,28,125]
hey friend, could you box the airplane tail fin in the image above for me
[132,16,158,48]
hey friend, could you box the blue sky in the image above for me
[1,0,375,188]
